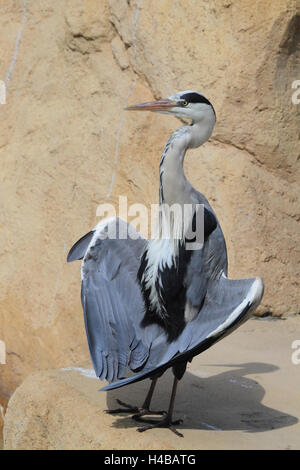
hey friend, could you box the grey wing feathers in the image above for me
[69,206,262,391]
[101,274,264,391]
[185,191,228,318]
[67,230,95,262]
[79,218,157,382]
[145,274,263,370]
[185,188,228,312]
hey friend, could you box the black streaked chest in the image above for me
[137,239,192,341]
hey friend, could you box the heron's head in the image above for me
[125,90,216,125]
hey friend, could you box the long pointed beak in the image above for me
[125,99,179,112]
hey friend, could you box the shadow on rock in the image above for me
[106,362,298,433]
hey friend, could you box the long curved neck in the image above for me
[159,120,213,206]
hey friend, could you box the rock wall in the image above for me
[0,0,299,415]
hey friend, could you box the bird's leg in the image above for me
[132,377,166,418]
[142,376,157,409]
[105,378,164,416]
[136,376,183,437]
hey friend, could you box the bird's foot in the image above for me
[105,399,165,418]
[136,415,184,438]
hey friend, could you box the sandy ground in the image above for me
[3,316,300,449]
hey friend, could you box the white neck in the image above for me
[156,117,214,244]
[159,117,214,206]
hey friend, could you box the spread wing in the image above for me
[101,274,264,391]
[99,202,264,391]
[68,207,264,391]
[68,217,163,382]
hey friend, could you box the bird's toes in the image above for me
[169,425,184,438]
[136,416,184,437]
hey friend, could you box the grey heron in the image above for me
[67,90,264,437]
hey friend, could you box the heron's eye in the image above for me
[181,100,188,107]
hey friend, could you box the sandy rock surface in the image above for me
[0,0,299,431]
[3,317,300,450]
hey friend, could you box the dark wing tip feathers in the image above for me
[67,231,95,262]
